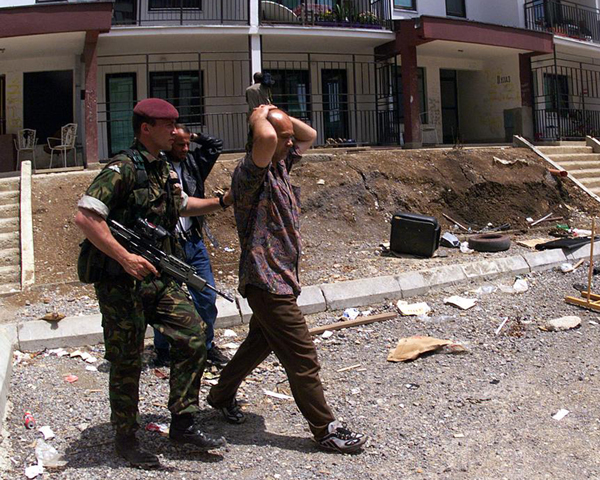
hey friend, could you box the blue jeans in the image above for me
[154,232,218,352]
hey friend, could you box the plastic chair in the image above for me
[14,129,37,170]
[48,123,77,168]
[420,112,439,145]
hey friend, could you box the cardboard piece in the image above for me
[387,336,466,362]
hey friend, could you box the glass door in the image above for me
[106,73,137,156]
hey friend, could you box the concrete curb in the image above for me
[2,244,600,426]
[20,161,35,287]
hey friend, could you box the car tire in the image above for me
[468,234,511,252]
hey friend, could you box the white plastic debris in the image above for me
[459,242,474,254]
[495,317,509,335]
[526,217,534,223]
[343,308,360,320]
[48,348,69,357]
[397,300,431,316]
[222,342,240,350]
[85,365,98,372]
[223,247,235,252]
[35,439,67,468]
[77,423,89,432]
[552,409,569,421]
[69,350,83,358]
[80,352,97,363]
[513,278,528,293]
[321,330,334,339]
[472,285,497,295]
[572,228,592,237]
[263,389,293,400]
[38,426,55,440]
[560,263,574,273]
[546,316,581,331]
[317,179,325,185]
[25,464,44,479]
[222,329,237,338]
[443,296,477,310]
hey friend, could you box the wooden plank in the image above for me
[309,312,397,336]
[565,296,600,311]
[516,238,550,249]
[578,291,600,301]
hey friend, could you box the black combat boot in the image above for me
[115,432,160,469]
[169,413,227,450]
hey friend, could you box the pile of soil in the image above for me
[25,146,600,294]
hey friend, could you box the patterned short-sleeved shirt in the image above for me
[232,147,302,297]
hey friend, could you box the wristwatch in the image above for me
[216,192,229,210]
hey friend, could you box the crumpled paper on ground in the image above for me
[387,336,467,362]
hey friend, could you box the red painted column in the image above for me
[83,31,99,166]
[519,52,535,141]
[401,43,422,149]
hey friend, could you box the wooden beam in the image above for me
[309,312,397,336]
[565,296,600,311]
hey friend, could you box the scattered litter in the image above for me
[453,433,465,438]
[222,329,237,338]
[263,389,294,400]
[23,411,36,429]
[542,315,581,332]
[69,350,83,359]
[459,242,474,254]
[552,409,569,421]
[444,296,477,310]
[317,179,325,185]
[343,308,360,320]
[25,464,44,479]
[321,330,334,339]
[572,228,592,237]
[560,263,574,273]
[85,366,98,372]
[48,348,68,357]
[495,317,509,335]
[145,422,169,436]
[590,320,599,326]
[513,279,529,293]
[153,368,168,379]
[361,309,373,316]
[80,352,97,363]
[526,217,534,223]
[41,312,65,322]
[387,336,467,362]
[472,285,497,295]
[440,232,461,248]
[223,247,235,252]
[493,156,529,166]
[14,351,31,365]
[38,426,55,440]
[35,439,67,468]
[350,387,360,395]
[397,300,431,316]
[516,238,549,249]
[530,212,553,227]
[222,342,240,350]
[63,375,78,383]
[336,363,361,373]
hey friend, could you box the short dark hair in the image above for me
[253,72,263,83]
[175,123,191,134]
[132,113,156,135]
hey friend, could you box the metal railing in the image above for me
[259,0,391,30]
[112,0,250,26]
[525,0,600,44]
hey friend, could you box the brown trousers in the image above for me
[208,285,335,438]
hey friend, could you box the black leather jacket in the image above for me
[168,133,223,236]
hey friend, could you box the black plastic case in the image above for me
[390,212,441,258]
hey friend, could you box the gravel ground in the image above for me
[3,267,600,479]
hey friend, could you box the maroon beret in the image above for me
[133,98,179,120]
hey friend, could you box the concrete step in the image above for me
[0,248,20,267]
[0,179,19,192]
[577,177,600,188]
[537,146,594,154]
[0,204,18,219]
[0,283,21,295]
[566,167,600,177]
[0,190,18,206]
[0,265,20,284]
[548,153,600,162]
[0,231,19,249]
[0,217,18,234]
[553,160,600,170]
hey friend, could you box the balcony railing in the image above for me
[525,0,600,44]
[259,0,391,30]
[112,0,250,26]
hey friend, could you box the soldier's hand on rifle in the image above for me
[121,253,158,281]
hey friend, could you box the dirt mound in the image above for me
[28,147,600,289]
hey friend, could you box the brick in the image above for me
[321,276,401,310]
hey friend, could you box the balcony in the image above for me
[525,0,600,44]
[112,0,249,26]
[259,0,391,30]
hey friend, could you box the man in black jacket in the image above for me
[153,124,232,367]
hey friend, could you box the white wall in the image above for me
[0,1,36,8]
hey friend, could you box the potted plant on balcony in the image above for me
[357,11,381,29]
[315,8,337,26]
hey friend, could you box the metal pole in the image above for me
[580,61,586,137]
[352,54,358,144]
[553,46,561,140]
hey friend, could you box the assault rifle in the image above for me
[108,218,234,303]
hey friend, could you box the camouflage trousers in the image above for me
[95,275,206,435]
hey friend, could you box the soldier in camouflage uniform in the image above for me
[75,98,228,469]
